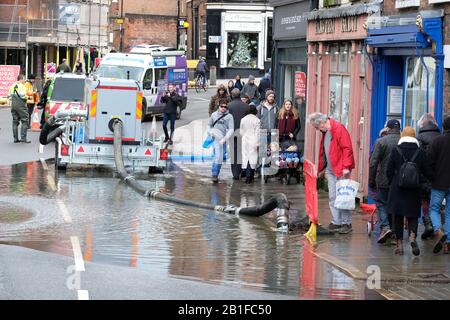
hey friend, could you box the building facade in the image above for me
[205,0,273,79]
[270,0,311,152]
[304,0,381,196]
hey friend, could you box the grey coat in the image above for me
[369,130,400,189]
[257,101,279,131]
[240,83,260,101]
[208,110,234,141]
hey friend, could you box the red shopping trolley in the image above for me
[360,203,377,236]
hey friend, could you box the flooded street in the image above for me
[0,161,381,299]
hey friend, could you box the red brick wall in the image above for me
[383,0,450,120]
[124,14,177,51]
[124,0,177,16]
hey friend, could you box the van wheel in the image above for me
[176,106,182,120]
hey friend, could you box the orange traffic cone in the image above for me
[30,106,41,131]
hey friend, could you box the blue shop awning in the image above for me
[365,32,428,48]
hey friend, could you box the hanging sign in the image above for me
[294,71,307,98]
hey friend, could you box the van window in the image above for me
[52,78,85,102]
[155,68,167,85]
[95,65,144,81]
[143,69,153,89]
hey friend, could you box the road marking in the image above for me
[40,158,48,171]
[38,144,44,154]
[77,290,89,300]
[70,236,85,272]
[57,199,73,223]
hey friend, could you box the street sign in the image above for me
[116,18,124,24]
[208,36,222,43]
[0,65,20,97]
[59,3,81,26]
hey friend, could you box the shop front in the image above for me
[271,0,310,152]
[305,3,380,196]
[365,10,444,150]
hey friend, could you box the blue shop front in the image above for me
[365,10,444,149]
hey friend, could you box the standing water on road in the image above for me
[0,161,379,299]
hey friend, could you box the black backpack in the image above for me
[397,147,421,189]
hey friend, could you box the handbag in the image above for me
[334,179,360,210]
[202,113,227,149]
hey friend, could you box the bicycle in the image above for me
[195,73,207,93]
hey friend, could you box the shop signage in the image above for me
[59,3,81,25]
[429,0,450,3]
[387,86,403,115]
[342,16,358,33]
[273,1,309,40]
[316,19,335,34]
[395,0,420,8]
[0,65,20,97]
[294,72,307,98]
[208,36,222,43]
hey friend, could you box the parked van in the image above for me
[95,51,188,121]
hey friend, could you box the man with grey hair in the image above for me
[309,112,355,233]
[228,88,250,179]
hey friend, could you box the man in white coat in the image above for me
[240,105,260,183]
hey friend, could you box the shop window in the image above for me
[200,15,207,49]
[404,57,436,128]
[323,0,341,8]
[329,75,350,127]
[266,17,273,61]
[227,33,258,68]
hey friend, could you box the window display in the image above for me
[227,33,258,68]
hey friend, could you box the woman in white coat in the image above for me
[240,105,260,183]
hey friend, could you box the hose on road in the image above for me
[112,119,290,230]
[39,117,64,145]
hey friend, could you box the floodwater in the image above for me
[0,161,381,299]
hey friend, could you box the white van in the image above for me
[95,51,188,120]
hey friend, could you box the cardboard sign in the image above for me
[0,65,20,97]
[294,71,306,98]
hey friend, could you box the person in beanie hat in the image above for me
[386,126,433,256]
[240,75,260,104]
[427,115,450,254]
[369,119,401,244]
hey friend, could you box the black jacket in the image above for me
[386,141,433,218]
[160,91,182,114]
[257,78,271,101]
[417,123,440,152]
[369,130,400,189]
[428,130,450,190]
[228,98,250,131]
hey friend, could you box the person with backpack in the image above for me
[386,127,433,256]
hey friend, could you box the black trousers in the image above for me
[230,136,241,179]
[393,215,418,240]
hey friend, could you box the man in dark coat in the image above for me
[386,127,433,256]
[427,116,450,254]
[417,113,441,240]
[160,83,182,145]
[228,88,250,180]
[257,73,271,102]
[369,119,401,243]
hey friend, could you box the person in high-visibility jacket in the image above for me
[8,74,30,143]
[25,74,39,127]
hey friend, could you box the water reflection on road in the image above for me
[0,161,375,299]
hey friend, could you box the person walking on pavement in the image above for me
[257,90,278,146]
[208,100,234,183]
[369,119,401,244]
[308,112,355,234]
[416,113,441,240]
[228,88,250,180]
[160,83,182,145]
[386,127,433,256]
[209,84,230,116]
[234,74,244,91]
[227,80,235,97]
[24,74,38,127]
[240,75,260,104]
[56,58,71,73]
[240,105,260,184]
[257,73,271,102]
[427,116,450,254]
[8,74,30,143]
[277,99,300,143]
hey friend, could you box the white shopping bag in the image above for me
[334,179,360,210]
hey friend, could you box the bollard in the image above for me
[209,66,217,86]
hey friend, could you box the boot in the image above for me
[394,239,404,255]
[421,215,434,240]
[433,229,448,254]
[410,232,420,256]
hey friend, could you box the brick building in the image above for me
[109,0,180,52]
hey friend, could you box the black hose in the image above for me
[112,119,290,227]
[39,118,63,145]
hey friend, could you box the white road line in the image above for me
[70,236,85,272]
[40,158,48,171]
[57,199,73,223]
[77,290,89,300]
[47,174,57,191]
[38,144,44,154]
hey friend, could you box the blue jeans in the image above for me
[162,112,176,140]
[212,140,227,177]
[373,188,390,230]
[429,188,450,243]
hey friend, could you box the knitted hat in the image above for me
[248,75,255,81]
[401,126,416,138]
[265,89,275,99]
[443,115,450,130]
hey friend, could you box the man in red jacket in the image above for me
[309,112,355,234]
